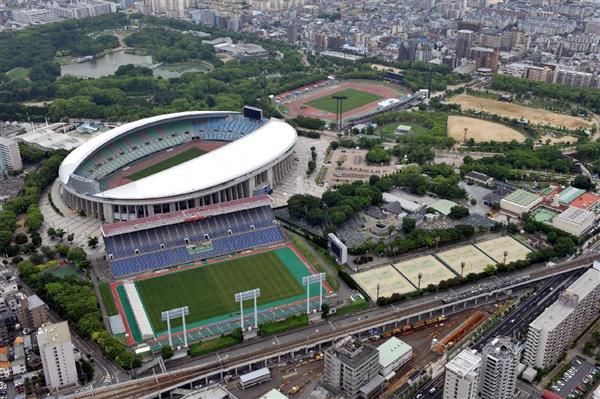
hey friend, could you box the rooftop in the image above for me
[556,206,595,224]
[570,192,600,210]
[558,186,585,204]
[446,349,481,377]
[37,321,72,346]
[377,337,412,368]
[430,199,458,216]
[26,294,45,311]
[260,389,289,399]
[502,189,541,207]
[329,336,378,368]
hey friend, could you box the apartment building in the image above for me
[524,267,600,369]
[444,349,481,399]
[0,137,23,174]
[479,337,520,399]
[37,322,78,391]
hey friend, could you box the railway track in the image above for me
[69,253,598,399]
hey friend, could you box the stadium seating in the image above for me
[105,205,285,276]
[74,116,265,182]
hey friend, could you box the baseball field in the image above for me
[447,116,526,143]
[448,94,592,130]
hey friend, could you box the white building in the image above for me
[37,322,78,391]
[524,267,600,369]
[0,137,23,174]
[444,350,481,399]
[551,207,596,237]
[499,189,542,216]
[478,337,520,399]
[377,337,412,378]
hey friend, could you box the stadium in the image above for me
[58,107,297,223]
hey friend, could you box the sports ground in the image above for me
[474,236,531,264]
[113,246,326,343]
[353,265,415,299]
[436,245,496,276]
[305,88,382,114]
[282,80,407,122]
[447,94,592,130]
[126,147,206,181]
[394,256,457,287]
[447,116,526,143]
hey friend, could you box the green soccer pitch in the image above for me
[134,248,308,331]
[305,88,382,113]
[127,147,206,181]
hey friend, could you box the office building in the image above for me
[456,29,474,59]
[478,337,520,399]
[0,137,23,174]
[37,322,78,391]
[443,349,481,399]
[524,267,600,369]
[377,337,412,378]
[324,336,382,398]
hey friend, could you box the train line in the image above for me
[68,253,598,399]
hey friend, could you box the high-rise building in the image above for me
[478,337,520,399]
[443,350,481,399]
[323,336,382,399]
[0,137,23,175]
[287,24,298,44]
[456,29,474,59]
[37,322,78,391]
[470,47,499,71]
[525,267,600,369]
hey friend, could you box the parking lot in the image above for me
[550,357,598,399]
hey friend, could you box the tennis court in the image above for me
[393,255,456,287]
[475,236,531,264]
[436,245,495,276]
[353,265,415,299]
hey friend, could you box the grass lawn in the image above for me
[127,147,206,181]
[305,88,382,113]
[7,67,29,80]
[136,251,305,330]
[99,282,118,316]
[188,335,239,357]
[259,314,308,336]
[379,122,429,137]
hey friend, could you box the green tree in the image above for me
[448,206,469,219]
[87,236,99,248]
[67,247,88,266]
[402,217,416,234]
[161,345,174,359]
[572,175,594,191]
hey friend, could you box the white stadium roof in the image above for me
[59,111,297,201]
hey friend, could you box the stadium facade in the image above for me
[58,110,297,223]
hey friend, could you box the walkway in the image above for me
[39,179,104,260]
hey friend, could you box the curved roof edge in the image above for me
[58,111,235,186]
[94,118,296,200]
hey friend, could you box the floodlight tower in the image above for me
[234,288,261,330]
[161,306,190,348]
[302,273,326,314]
[332,95,347,132]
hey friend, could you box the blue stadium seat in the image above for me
[105,205,284,277]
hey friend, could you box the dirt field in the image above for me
[394,255,456,287]
[283,80,407,122]
[353,265,415,298]
[447,115,526,143]
[448,94,593,129]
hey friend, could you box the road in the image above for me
[414,269,584,399]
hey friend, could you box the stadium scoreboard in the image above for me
[327,233,348,264]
